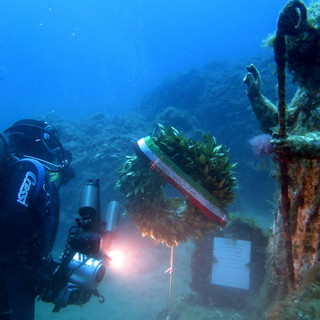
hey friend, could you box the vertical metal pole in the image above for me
[165,246,175,320]
[274,29,295,291]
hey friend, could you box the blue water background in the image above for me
[0,0,301,127]
[0,2,311,319]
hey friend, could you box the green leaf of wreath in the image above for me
[115,125,237,247]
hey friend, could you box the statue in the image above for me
[244,0,320,317]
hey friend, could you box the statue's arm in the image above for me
[243,64,278,133]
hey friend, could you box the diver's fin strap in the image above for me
[135,136,227,227]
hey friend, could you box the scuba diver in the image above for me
[0,119,74,320]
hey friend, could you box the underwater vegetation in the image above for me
[156,105,200,133]
[45,112,149,198]
[116,124,237,247]
[265,263,320,320]
[138,55,296,216]
[139,58,280,144]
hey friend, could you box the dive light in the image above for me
[39,179,122,312]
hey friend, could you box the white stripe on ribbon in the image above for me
[137,138,227,224]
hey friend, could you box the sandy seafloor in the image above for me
[34,201,273,320]
[35,232,193,319]
[35,240,242,320]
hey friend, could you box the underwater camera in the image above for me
[39,179,122,312]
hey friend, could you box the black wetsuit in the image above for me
[0,158,60,320]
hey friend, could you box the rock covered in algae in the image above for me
[265,263,320,320]
[43,113,150,210]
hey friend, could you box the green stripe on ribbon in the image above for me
[136,136,228,226]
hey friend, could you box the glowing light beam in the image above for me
[108,250,125,268]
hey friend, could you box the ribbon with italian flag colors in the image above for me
[135,136,228,227]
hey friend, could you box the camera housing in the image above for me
[38,179,121,312]
[69,252,106,288]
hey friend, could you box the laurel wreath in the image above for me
[116,125,237,246]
